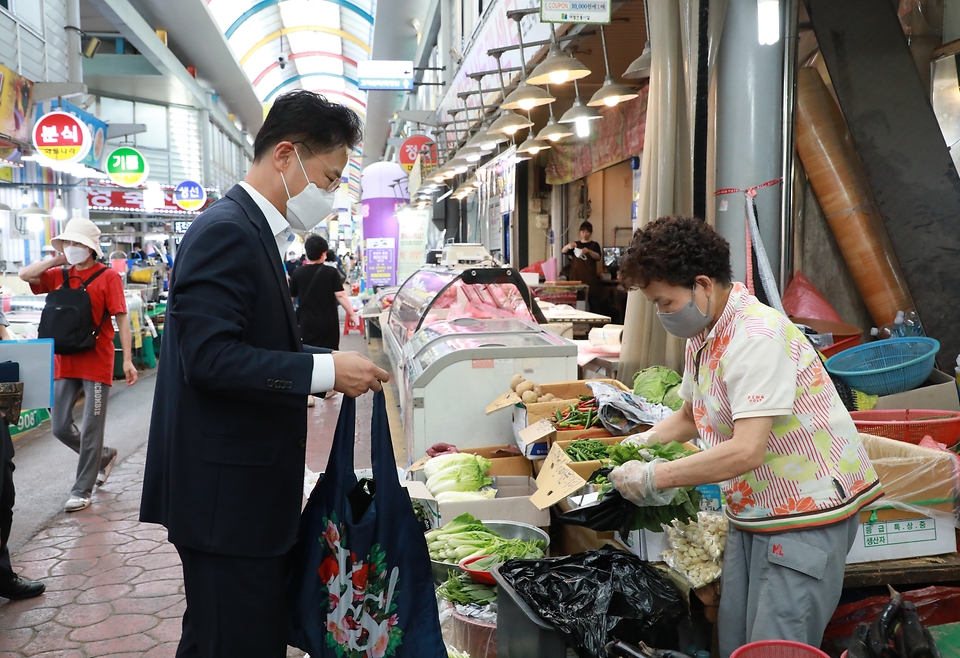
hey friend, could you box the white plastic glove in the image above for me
[609,458,679,507]
[620,430,659,448]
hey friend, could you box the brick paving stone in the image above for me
[85,565,144,588]
[110,594,181,616]
[139,642,177,658]
[17,620,78,656]
[55,602,113,628]
[0,626,33,651]
[25,651,84,658]
[125,552,182,570]
[67,613,158,642]
[75,584,133,605]
[50,557,100,576]
[145,617,182,643]
[0,606,56,628]
[79,632,158,656]
[114,539,161,554]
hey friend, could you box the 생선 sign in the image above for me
[540,0,611,23]
[173,180,206,211]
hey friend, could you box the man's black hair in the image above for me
[326,249,338,263]
[304,235,329,261]
[253,90,363,162]
[579,221,593,233]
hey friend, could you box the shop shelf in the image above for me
[850,409,960,447]
[825,337,939,396]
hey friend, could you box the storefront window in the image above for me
[135,102,168,150]
[11,0,42,31]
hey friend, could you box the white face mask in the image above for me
[64,246,91,265]
[280,147,336,232]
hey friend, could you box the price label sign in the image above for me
[173,180,206,211]
[540,0,612,24]
[106,147,149,187]
[32,111,91,163]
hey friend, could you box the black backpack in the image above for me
[38,266,110,355]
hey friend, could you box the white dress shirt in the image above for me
[237,181,336,393]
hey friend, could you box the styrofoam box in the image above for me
[846,514,956,564]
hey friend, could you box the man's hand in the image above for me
[332,351,389,397]
[610,459,678,507]
[123,360,138,386]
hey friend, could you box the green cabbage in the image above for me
[425,457,494,495]
[633,366,683,405]
[662,384,684,411]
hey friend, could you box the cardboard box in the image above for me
[860,433,957,522]
[846,514,956,564]
[614,528,671,562]
[873,369,960,412]
[406,476,550,530]
[460,445,532,477]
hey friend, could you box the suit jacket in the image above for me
[140,184,330,557]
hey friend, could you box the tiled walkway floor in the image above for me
[0,333,401,656]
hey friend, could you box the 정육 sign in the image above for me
[358,60,415,91]
[32,111,91,163]
[173,180,206,211]
[540,0,612,24]
[106,147,149,187]
[398,135,435,174]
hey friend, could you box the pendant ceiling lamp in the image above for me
[623,0,652,80]
[503,18,556,111]
[488,55,534,136]
[559,80,602,138]
[528,25,591,86]
[466,78,508,149]
[517,110,551,156]
[537,84,574,142]
[589,26,639,107]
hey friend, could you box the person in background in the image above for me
[0,310,43,600]
[132,243,147,261]
[19,218,138,512]
[284,249,302,277]
[325,248,347,281]
[561,221,601,286]
[291,235,358,352]
[140,90,388,658]
[611,216,882,656]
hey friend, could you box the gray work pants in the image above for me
[52,378,113,498]
[718,515,859,657]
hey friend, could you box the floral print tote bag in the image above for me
[287,392,446,658]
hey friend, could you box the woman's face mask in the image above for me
[656,284,714,339]
[64,245,92,265]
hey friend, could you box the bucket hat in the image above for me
[51,217,103,259]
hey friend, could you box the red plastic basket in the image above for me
[849,409,960,447]
[730,641,830,658]
[820,333,862,358]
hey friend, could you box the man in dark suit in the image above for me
[140,91,389,658]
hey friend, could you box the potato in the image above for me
[533,384,543,397]
[509,374,525,391]
[516,380,535,395]
[521,390,538,404]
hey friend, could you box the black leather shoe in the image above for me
[0,575,45,600]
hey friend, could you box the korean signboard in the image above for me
[0,63,34,144]
[540,0,612,24]
[173,180,206,211]
[399,135,436,174]
[88,187,212,215]
[41,99,109,172]
[106,147,149,187]
[358,60,415,91]
[32,111,91,163]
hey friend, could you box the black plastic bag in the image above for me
[556,468,637,537]
[498,546,688,658]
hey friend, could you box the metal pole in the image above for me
[714,0,785,283]
[66,0,87,219]
[779,0,800,292]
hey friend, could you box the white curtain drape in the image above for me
[617,0,728,382]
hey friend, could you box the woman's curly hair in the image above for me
[620,216,733,290]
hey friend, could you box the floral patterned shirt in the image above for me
[677,283,883,533]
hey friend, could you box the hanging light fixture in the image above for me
[517,111,552,156]
[18,202,50,233]
[589,26,639,107]
[528,25,591,86]
[503,18,556,111]
[623,0,652,80]
[487,54,533,136]
[559,80,603,138]
[51,194,68,221]
[0,202,11,213]
[757,0,781,45]
[19,188,30,208]
[537,85,575,142]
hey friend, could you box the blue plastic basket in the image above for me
[825,337,940,397]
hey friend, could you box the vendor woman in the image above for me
[612,216,883,656]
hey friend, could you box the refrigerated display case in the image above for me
[383,266,547,381]
[399,318,577,463]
